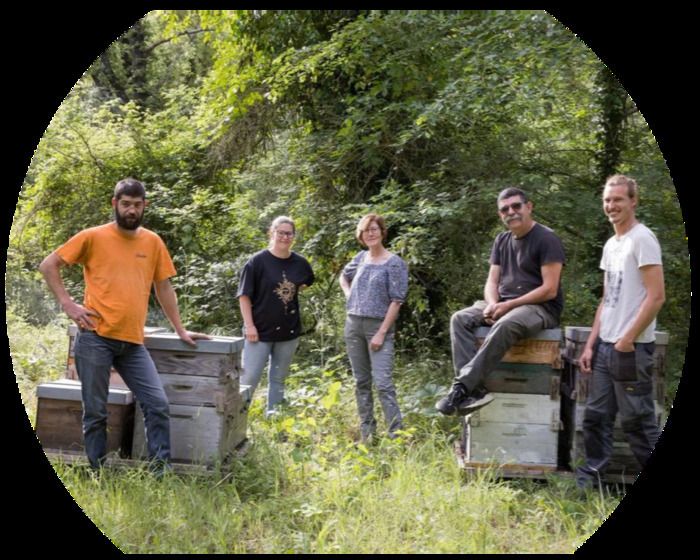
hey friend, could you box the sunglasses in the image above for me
[499,201,524,214]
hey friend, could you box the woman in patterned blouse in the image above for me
[340,213,409,442]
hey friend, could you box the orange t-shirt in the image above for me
[56,222,176,344]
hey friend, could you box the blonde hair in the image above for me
[268,216,296,247]
[605,174,639,200]
[355,213,388,246]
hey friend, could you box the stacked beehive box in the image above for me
[34,325,146,457]
[131,333,250,465]
[35,379,135,457]
[561,326,668,480]
[461,327,564,472]
[35,327,249,466]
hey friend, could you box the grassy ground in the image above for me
[10,313,622,553]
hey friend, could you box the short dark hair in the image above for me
[114,178,146,200]
[497,187,529,204]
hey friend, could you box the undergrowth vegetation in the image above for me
[12,316,622,554]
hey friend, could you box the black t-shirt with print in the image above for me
[489,222,566,319]
[236,249,315,342]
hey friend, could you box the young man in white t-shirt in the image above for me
[576,174,666,489]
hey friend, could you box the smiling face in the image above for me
[603,183,637,228]
[360,221,384,249]
[270,222,295,252]
[112,195,146,230]
[356,214,387,250]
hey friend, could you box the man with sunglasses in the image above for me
[436,187,565,416]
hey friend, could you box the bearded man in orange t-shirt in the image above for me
[40,178,209,471]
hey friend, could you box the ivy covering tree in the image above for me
[8,9,689,398]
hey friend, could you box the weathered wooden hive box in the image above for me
[466,392,562,465]
[35,379,134,456]
[561,326,668,477]
[131,333,249,465]
[475,326,562,395]
[463,327,563,469]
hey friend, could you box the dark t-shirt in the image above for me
[236,249,315,342]
[489,222,565,319]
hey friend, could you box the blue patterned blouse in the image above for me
[342,251,408,319]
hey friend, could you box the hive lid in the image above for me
[37,379,134,404]
[66,325,244,354]
[564,326,669,345]
[143,332,244,354]
[563,326,592,342]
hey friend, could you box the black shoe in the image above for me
[435,383,494,416]
[435,383,470,415]
[456,387,494,416]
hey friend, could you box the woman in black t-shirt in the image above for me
[237,216,314,415]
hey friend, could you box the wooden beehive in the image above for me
[132,386,251,464]
[35,379,135,456]
[461,327,564,470]
[475,327,562,395]
[130,333,248,465]
[475,326,562,368]
[561,326,669,478]
[464,392,562,467]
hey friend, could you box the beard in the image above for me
[115,209,144,230]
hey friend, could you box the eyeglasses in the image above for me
[499,202,524,214]
[362,227,382,235]
[275,230,295,238]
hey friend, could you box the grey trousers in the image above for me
[450,300,559,392]
[576,340,660,486]
[344,314,403,438]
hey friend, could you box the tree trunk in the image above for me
[122,19,149,107]
[594,65,628,246]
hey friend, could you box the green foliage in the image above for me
[7,309,68,420]
[9,9,690,397]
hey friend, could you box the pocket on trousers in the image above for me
[611,348,638,382]
[617,380,653,396]
[75,331,112,365]
[532,305,556,330]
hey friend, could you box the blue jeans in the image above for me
[241,338,300,415]
[344,315,403,438]
[74,330,170,468]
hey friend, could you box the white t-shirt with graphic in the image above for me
[599,223,662,343]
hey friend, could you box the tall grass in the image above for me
[8,308,69,422]
[10,313,622,553]
[52,435,619,554]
